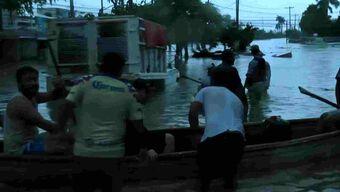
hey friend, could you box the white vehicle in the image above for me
[46,15,178,89]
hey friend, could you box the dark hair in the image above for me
[210,67,237,91]
[99,52,125,76]
[16,66,38,84]
[221,49,235,64]
[133,78,154,92]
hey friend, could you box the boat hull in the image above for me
[0,118,339,190]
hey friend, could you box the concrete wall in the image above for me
[19,39,37,60]
[0,39,20,64]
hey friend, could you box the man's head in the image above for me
[221,49,235,65]
[210,67,237,91]
[99,52,125,77]
[250,45,264,56]
[133,78,155,104]
[16,66,39,99]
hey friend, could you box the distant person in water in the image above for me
[209,49,248,119]
[125,78,175,157]
[189,68,246,192]
[3,66,71,155]
[245,45,271,94]
[319,68,340,130]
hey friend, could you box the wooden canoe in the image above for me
[0,118,339,190]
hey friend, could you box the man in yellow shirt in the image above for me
[58,52,150,191]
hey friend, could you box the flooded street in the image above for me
[0,38,339,191]
[143,38,340,129]
[1,38,340,128]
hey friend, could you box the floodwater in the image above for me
[1,38,339,128]
[143,38,340,129]
[0,38,339,191]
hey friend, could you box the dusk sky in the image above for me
[43,0,340,30]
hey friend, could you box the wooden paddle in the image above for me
[298,86,339,109]
[180,75,204,84]
[46,40,61,76]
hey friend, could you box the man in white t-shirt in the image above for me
[319,68,340,130]
[189,68,247,192]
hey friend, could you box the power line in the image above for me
[213,3,288,15]
[239,3,285,10]
[48,3,101,11]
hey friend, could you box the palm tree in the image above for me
[276,16,285,34]
[316,0,340,15]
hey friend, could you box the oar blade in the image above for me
[298,86,309,95]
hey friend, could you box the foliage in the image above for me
[220,24,257,51]
[83,13,95,20]
[300,4,333,36]
[108,0,256,51]
[2,0,54,15]
[255,29,285,40]
[111,0,230,47]
[238,24,258,51]
[286,29,303,39]
[275,16,285,34]
[316,0,340,15]
[300,0,340,36]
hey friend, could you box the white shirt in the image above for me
[194,86,245,142]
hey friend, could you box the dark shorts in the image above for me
[197,131,245,180]
[147,133,166,154]
[125,131,166,156]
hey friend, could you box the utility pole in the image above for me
[285,6,294,30]
[285,20,288,43]
[69,0,75,18]
[100,0,104,14]
[236,0,239,28]
[294,14,297,30]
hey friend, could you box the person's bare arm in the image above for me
[37,78,68,103]
[189,101,203,129]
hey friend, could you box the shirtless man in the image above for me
[3,66,70,155]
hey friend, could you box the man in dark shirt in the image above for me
[209,49,248,120]
[245,45,271,93]
[319,68,340,130]
[125,79,175,157]
[336,68,340,105]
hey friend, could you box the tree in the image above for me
[276,16,285,34]
[2,0,54,15]
[316,0,340,16]
[300,4,332,35]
